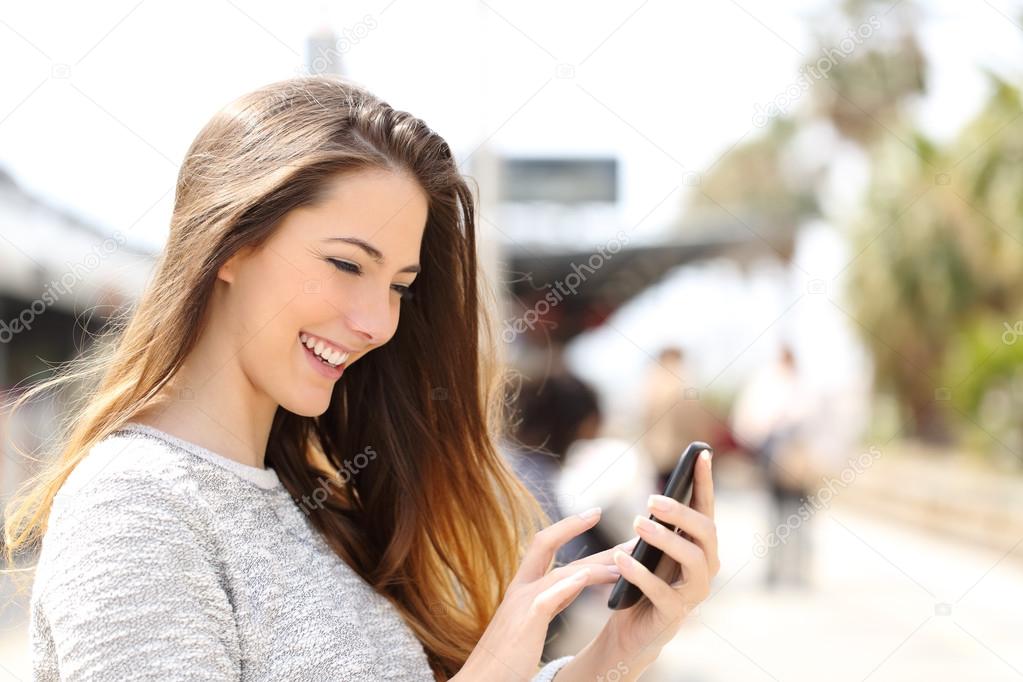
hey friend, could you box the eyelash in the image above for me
[326,259,415,301]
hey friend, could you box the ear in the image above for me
[217,246,251,284]
[217,258,236,284]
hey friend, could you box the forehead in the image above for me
[301,169,429,246]
[313,169,425,241]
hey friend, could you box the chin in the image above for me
[278,387,334,418]
[283,399,331,419]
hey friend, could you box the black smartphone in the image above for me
[607,441,711,610]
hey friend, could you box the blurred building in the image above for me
[0,167,155,502]
[491,154,791,364]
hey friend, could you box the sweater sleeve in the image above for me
[32,470,241,681]
[532,655,574,681]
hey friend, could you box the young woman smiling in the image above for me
[3,75,719,681]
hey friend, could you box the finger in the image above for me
[689,449,715,521]
[632,515,709,589]
[541,558,621,591]
[646,496,718,575]
[562,536,639,568]
[612,550,679,618]
[515,507,602,582]
[531,566,608,620]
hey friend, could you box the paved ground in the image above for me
[549,486,1023,681]
[1,486,1020,680]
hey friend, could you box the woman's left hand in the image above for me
[558,448,719,681]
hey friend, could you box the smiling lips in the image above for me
[300,332,351,367]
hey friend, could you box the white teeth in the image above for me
[300,333,349,367]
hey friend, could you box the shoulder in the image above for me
[49,429,219,527]
[29,431,242,678]
[35,431,219,598]
[55,430,190,501]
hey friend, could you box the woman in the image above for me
[3,75,719,681]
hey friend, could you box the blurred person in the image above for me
[730,344,815,588]
[556,436,660,559]
[640,346,704,489]
[502,371,611,655]
[503,371,603,534]
[2,76,719,681]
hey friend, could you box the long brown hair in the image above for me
[3,75,544,678]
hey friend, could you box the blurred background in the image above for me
[3,0,1023,679]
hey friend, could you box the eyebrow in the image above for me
[322,236,421,274]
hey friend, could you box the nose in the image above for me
[343,286,398,347]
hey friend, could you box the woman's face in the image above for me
[217,168,428,417]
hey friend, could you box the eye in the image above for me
[328,258,415,302]
[391,284,415,302]
[327,258,361,275]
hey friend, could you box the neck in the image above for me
[136,336,278,471]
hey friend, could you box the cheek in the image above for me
[230,265,307,358]
[382,295,407,342]
[387,302,402,335]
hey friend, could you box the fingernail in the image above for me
[577,506,602,520]
[620,536,639,551]
[614,550,637,569]
[606,563,622,576]
[648,494,672,511]
[633,515,656,533]
[702,449,713,463]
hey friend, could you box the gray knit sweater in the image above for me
[29,422,573,680]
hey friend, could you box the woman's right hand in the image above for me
[454,507,634,681]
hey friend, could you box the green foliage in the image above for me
[848,74,1023,444]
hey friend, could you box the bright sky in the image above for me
[3,0,1023,456]
[3,0,1021,253]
